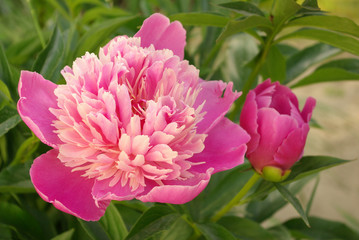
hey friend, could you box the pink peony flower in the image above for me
[17,13,250,221]
[240,79,316,182]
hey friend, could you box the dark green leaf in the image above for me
[260,45,286,83]
[0,201,44,239]
[217,15,273,41]
[277,28,359,56]
[246,176,313,222]
[268,225,292,240]
[170,13,229,27]
[99,203,128,240]
[51,229,75,240]
[285,217,359,240]
[0,224,12,240]
[81,7,129,24]
[75,15,138,57]
[0,162,34,193]
[11,135,40,165]
[302,0,319,9]
[126,205,180,240]
[245,156,348,202]
[318,58,359,73]
[78,220,111,240]
[292,68,359,88]
[285,43,340,84]
[197,222,236,240]
[218,1,264,16]
[32,26,65,83]
[287,15,359,38]
[0,44,16,99]
[218,216,275,240]
[0,80,12,110]
[271,0,301,27]
[274,183,309,227]
[159,216,193,240]
[0,105,21,137]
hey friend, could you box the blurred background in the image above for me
[0,0,358,234]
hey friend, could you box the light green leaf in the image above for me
[0,80,12,110]
[51,229,75,240]
[271,0,301,27]
[197,222,236,240]
[125,205,180,240]
[291,68,359,88]
[170,13,229,27]
[218,216,276,240]
[0,44,15,98]
[0,105,21,137]
[217,15,273,42]
[0,162,34,193]
[260,45,286,83]
[286,15,359,38]
[11,135,40,166]
[75,15,138,57]
[285,43,340,84]
[99,203,128,240]
[285,217,359,240]
[274,183,310,227]
[81,7,129,24]
[218,1,264,16]
[277,28,359,56]
[32,26,65,83]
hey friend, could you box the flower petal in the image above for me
[134,13,186,59]
[190,118,250,174]
[301,97,316,122]
[30,149,109,221]
[136,168,213,204]
[194,81,240,134]
[17,71,62,148]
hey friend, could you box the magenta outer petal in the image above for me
[274,124,309,170]
[191,118,250,174]
[134,13,186,59]
[136,168,213,204]
[17,71,61,148]
[240,91,260,155]
[92,179,144,202]
[30,149,110,221]
[247,108,298,172]
[301,97,316,122]
[194,81,240,134]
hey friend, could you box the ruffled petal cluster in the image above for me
[240,79,316,181]
[18,13,250,221]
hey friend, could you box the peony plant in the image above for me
[0,0,358,239]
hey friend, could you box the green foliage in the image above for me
[0,0,357,239]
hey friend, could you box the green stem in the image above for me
[210,171,261,222]
[26,0,46,49]
[229,32,275,121]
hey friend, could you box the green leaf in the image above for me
[302,0,319,9]
[0,162,34,193]
[159,216,193,240]
[51,229,75,240]
[285,43,340,84]
[246,176,313,222]
[284,217,359,240]
[268,225,293,240]
[12,134,40,166]
[274,183,309,227]
[75,15,138,57]
[196,222,236,240]
[0,224,12,240]
[217,15,273,42]
[218,1,264,16]
[0,105,21,137]
[260,45,286,83]
[169,13,229,27]
[0,201,44,239]
[292,68,359,88]
[125,205,180,240]
[218,216,276,240]
[32,26,65,83]
[286,15,359,38]
[0,80,12,110]
[81,7,129,24]
[0,44,16,99]
[271,0,301,27]
[78,220,111,240]
[245,156,348,203]
[277,28,359,56]
[99,203,128,240]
